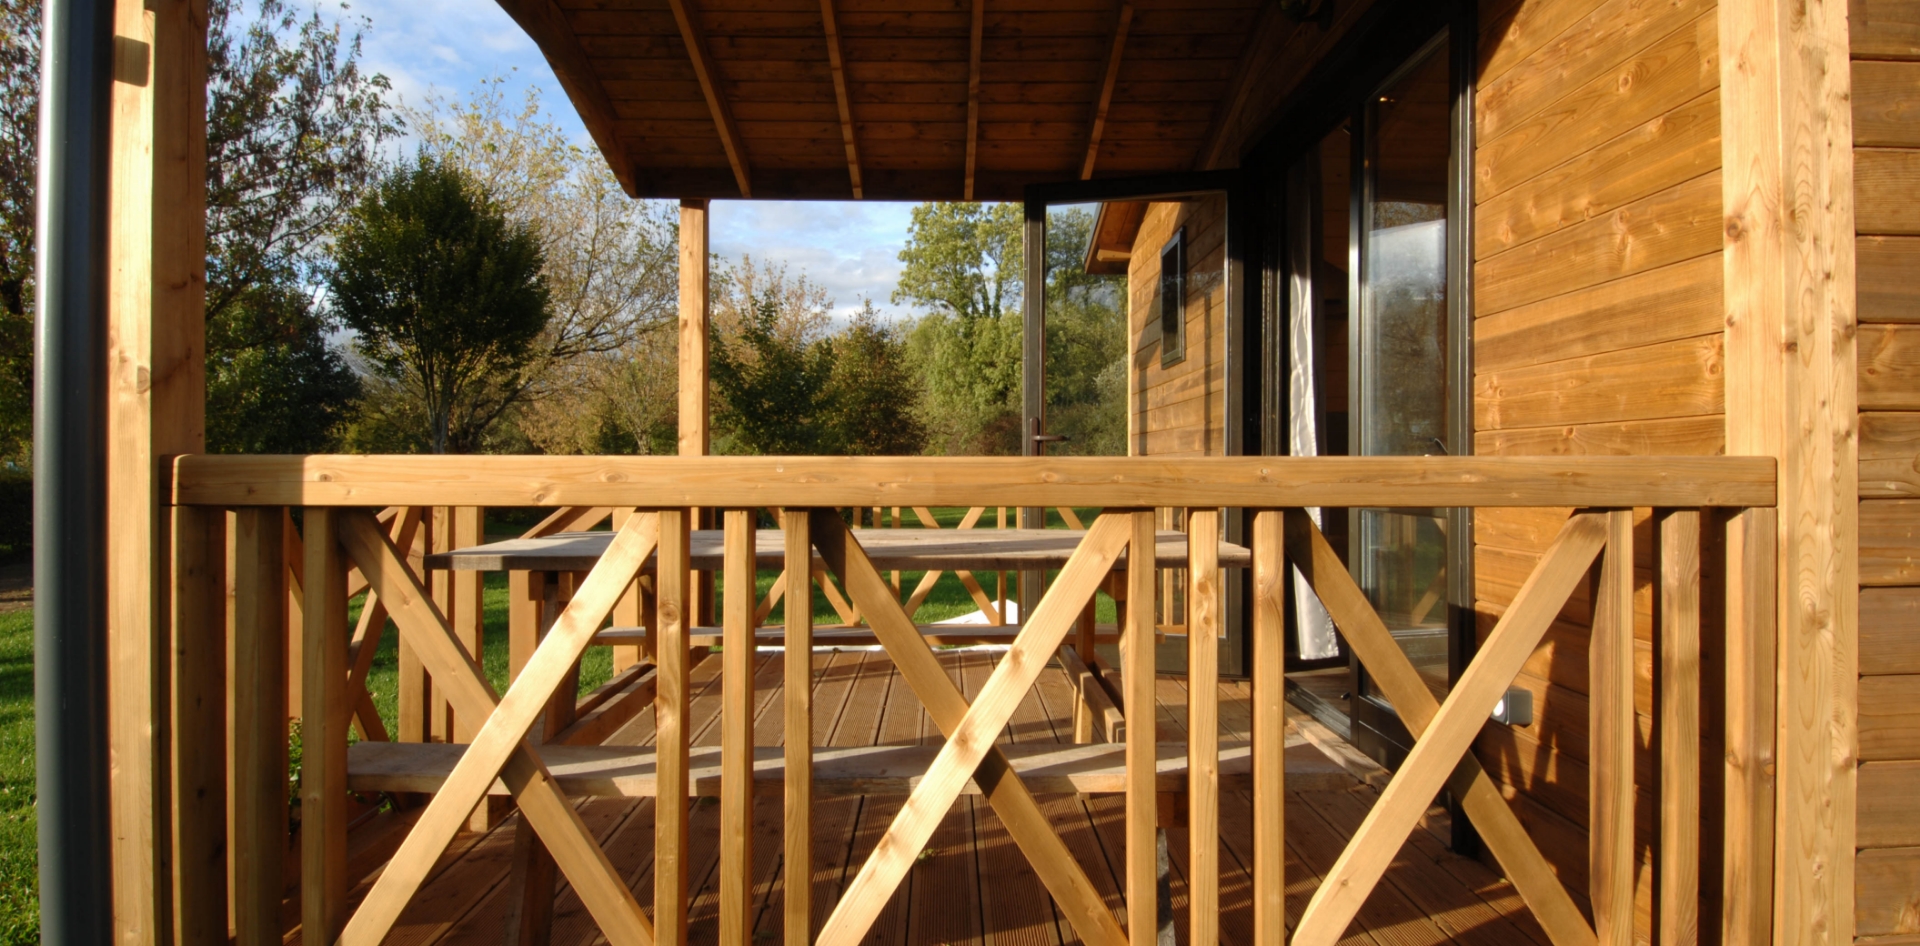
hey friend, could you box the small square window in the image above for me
[1159,227,1186,367]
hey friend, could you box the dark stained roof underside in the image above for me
[498,0,1273,201]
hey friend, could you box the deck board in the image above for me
[310,648,1555,945]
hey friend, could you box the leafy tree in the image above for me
[1038,207,1125,456]
[710,285,835,455]
[822,301,926,456]
[407,80,679,444]
[328,154,550,454]
[893,203,1025,455]
[0,0,33,463]
[0,0,396,458]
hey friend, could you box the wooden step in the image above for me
[346,739,1357,798]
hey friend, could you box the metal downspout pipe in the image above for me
[33,0,117,942]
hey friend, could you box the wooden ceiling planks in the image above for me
[516,0,1268,198]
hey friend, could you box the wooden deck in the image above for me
[299,649,1553,946]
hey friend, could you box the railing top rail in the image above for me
[171,454,1776,509]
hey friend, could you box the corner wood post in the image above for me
[301,507,350,944]
[231,508,287,946]
[1250,510,1285,946]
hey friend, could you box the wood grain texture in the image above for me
[1476,171,1723,317]
[1184,508,1220,946]
[678,201,710,458]
[1861,324,1920,409]
[1854,59,1920,146]
[1862,587,1920,673]
[1249,511,1284,946]
[1859,761,1920,847]
[1858,148,1920,234]
[1853,0,1920,59]
[1080,1,1132,179]
[1863,411,1920,498]
[171,454,1781,509]
[1721,0,1859,937]
[1859,236,1920,323]
[302,508,351,946]
[1718,508,1777,944]
[1476,0,1713,143]
[1590,510,1635,946]
[664,0,752,196]
[1474,333,1724,430]
[720,509,755,946]
[231,508,286,946]
[1475,416,1725,457]
[1655,509,1700,946]
[1863,500,1920,585]
[1476,91,1721,259]
[781,510,813,946]
[170,505,227,946]
[1855,846,1920,936]
[1861,674,1920,760]
[657,509,692,946]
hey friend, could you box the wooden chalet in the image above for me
[32,0,1909,944]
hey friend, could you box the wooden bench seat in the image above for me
[592,623,1158,649]
[346,740,1356,798]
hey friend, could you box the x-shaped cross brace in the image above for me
[1283,508,1607,946]
[809,511,1136,946]
[333,509,659,946]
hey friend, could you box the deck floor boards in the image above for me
[303,649,1554,946]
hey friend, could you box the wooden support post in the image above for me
[301,508,350,945]
[397,507,432,743]
[657,508,693,946]
[1656,509,1701,946]
[107,0,209,934]
[1719,0,1857,937]
[170,505,227,945]
[1186,509,1220,946]
[231,508,286,946]
[721,509,756,946]
[284,509,304,719]
[783,509,814,946]
[1250,510,1284,946]
[1591,510,1635,946]
[1721,507,1777,945]
[511,569,545,683]
[680,199,712,627]
[1125,510,1157,946]
[611,508,645,672]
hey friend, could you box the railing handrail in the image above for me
[171,453,1777,508]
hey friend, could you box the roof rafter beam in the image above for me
[666,0,753,198]
[1080,1,1133,180]
[819,0,863,199]
[964,0,984,200]
[495,0,640,196]
[1194,1,1285,171]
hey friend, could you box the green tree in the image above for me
[710,285,835,455]
[1039,207,1126,456]
[206,283,361,453]
[0,0,33,463]
[893,203,1025,455]
[328,155,550,454]
[822,301,926,456]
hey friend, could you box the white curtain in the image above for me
[1286,229,1340,661]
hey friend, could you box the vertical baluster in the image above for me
[1250,510,1285,946]
[397,506,429,743]
[1592,509,1636,946]
[1125,510,1158,946]
[283,509,304,727]
[300,507,349,945]
[232,508,284,946]
[657,508,693,946]
[171,505,227,944]
[429,505,454,741]
[1186,508,1221,946]
[1656,509,1702,945]
[453,506,485,736]
[721,509,756,946]
[1721,507,1776,946]
[783,509,814,946]
[612,508,645,673]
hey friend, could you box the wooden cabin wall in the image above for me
[1468,0,1726,935]
[1126,198,1229,458]
[1849,1,1920,939]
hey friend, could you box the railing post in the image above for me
[1592,509,1636,946]
[721,509,756,946]
[1655,508,1702,946]
[300,507,350,945]
[1721,507,1777,945]
[1125,510,1159,946]
[170,504,228,944]
[656,507,693,946]
[231,507,286,946]
[1187,508,1222,946]
[783,509,815,946]
[1250,510,1285,946]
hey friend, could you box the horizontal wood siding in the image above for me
[1855,3,1920,937]
[1471,0,1724,935]
[1127,197,1228,458]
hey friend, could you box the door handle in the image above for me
[1028,418,1069,445]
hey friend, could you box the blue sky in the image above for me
[338,0,917,320]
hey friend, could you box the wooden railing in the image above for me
[169,455,1777,946]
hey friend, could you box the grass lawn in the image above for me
[0,507,1110,944]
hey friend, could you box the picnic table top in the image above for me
[427,526,1252,572]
